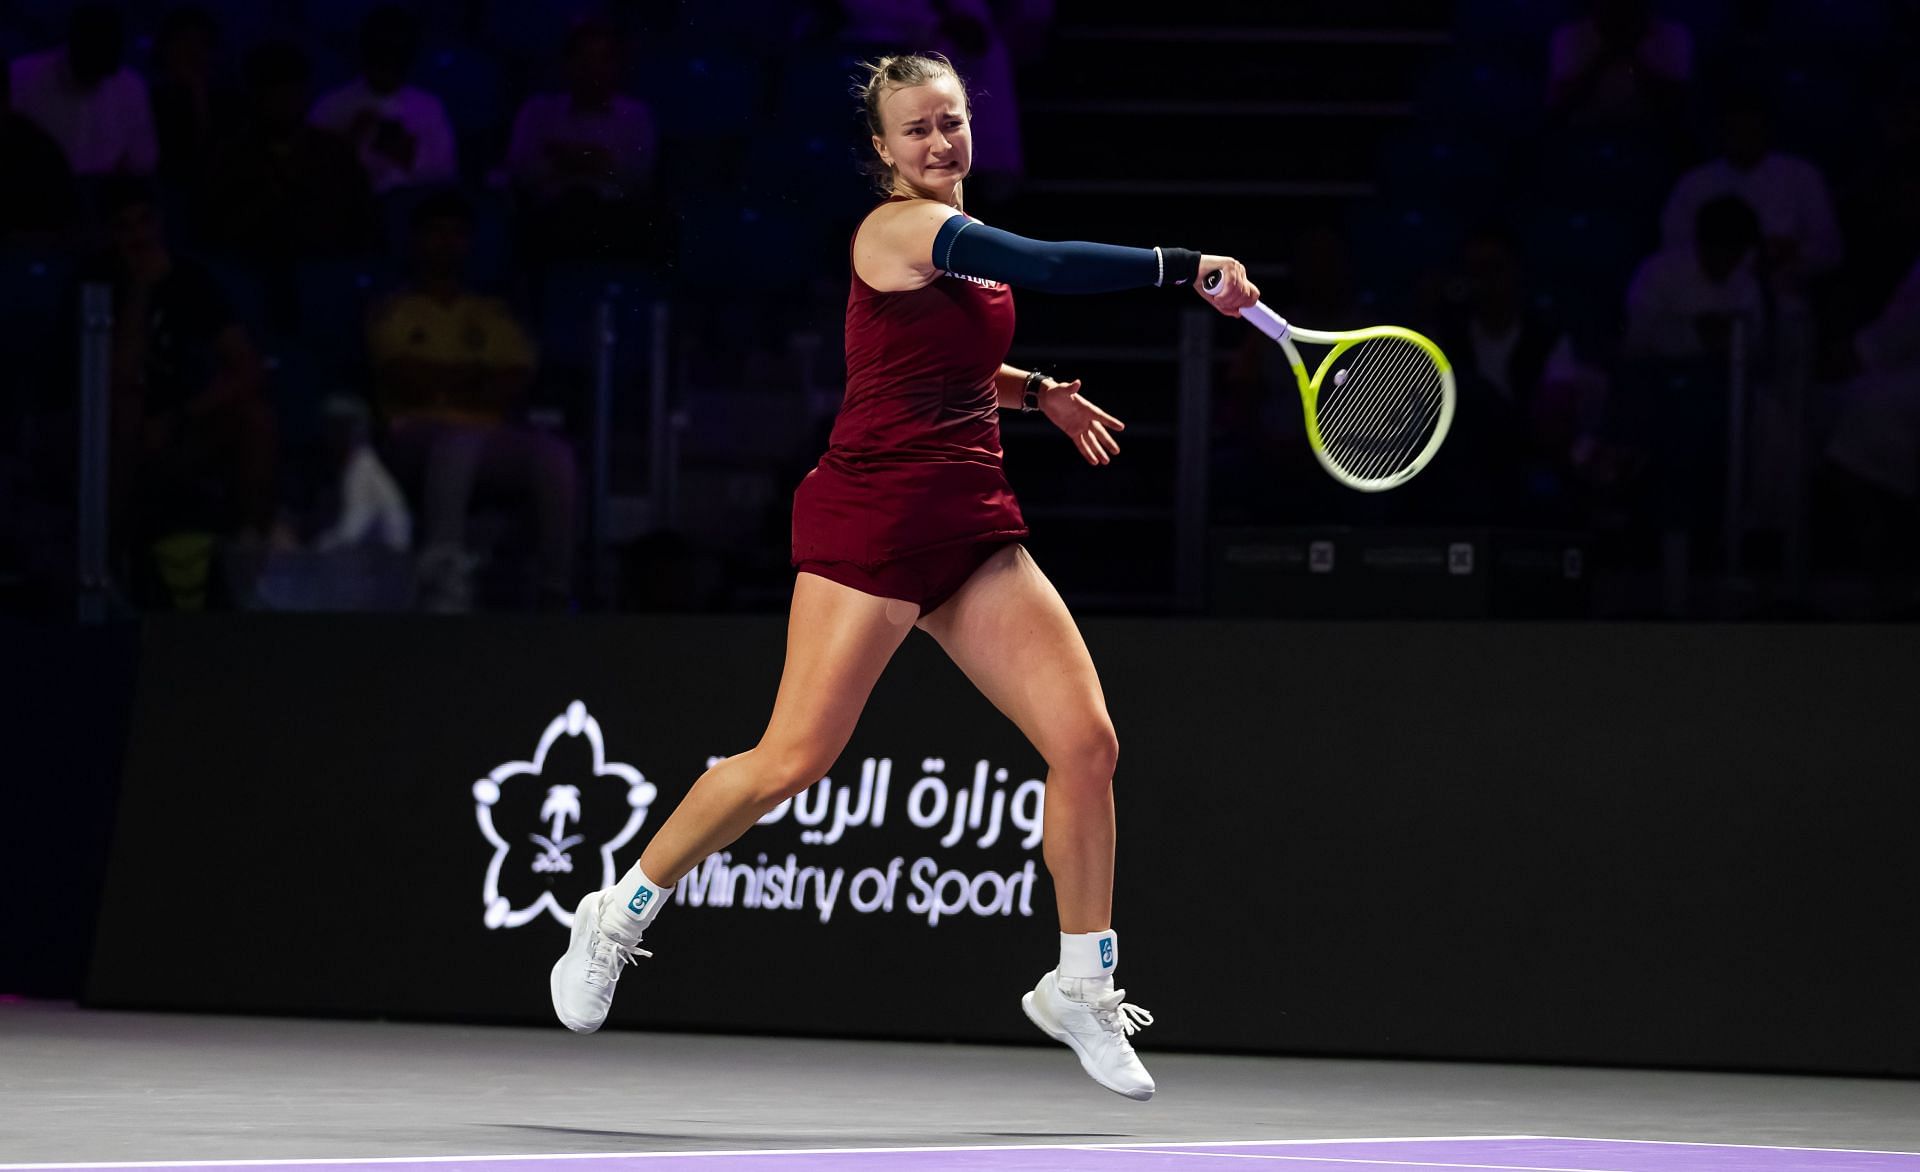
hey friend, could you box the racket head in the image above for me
[1279,325,1456,492]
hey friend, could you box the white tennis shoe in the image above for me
[550,889,651,1034]
[1021,969,1156,1100]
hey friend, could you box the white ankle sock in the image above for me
[600,862,672,943]
[1059,929,1118,980]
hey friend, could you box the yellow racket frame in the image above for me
[1205,273,1457,492]
[1278,321,1456,492]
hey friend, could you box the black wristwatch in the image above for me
[1021,368,1047,412]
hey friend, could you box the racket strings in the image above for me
[1312,337,1446,482]
[1321,343,1421,455]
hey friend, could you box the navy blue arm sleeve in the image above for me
[934,216,1169,294]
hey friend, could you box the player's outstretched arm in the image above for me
[854,197,1257,309]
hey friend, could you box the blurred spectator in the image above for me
[0,60,79,246]
[150,6,226,198]
[1444,228,1580,406]
[1546,0,1692,129]
[310,4,457,194]
[506,18,656,202]
[504,16,659,258]
[1436,227,1611,518]
[1823,257,1920,564]
[239,394,414,613]
[369,192,575,610]
[102,181,276,609]
[1624,195,1766,362]
[205,42,378,308]
[310,396,411,553]
[1450,231,1603,434]
[7,4,156,176]
[1659,92,1842,300]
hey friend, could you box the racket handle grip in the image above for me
[1200,269,1289,342]
[1241,302,1291,342]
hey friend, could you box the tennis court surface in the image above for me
[11,1138,1920,1172]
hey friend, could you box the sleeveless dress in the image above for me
[790,196,1028,608]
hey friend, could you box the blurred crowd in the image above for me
[3,0,1917,618]
[1218,0,1920,612]
[0,0,1048,613]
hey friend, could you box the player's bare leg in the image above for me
[551,574,916,1032]
[916,545,1154,1099]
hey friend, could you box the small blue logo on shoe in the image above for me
[1099,938,1115,969]
[627,886,654,916]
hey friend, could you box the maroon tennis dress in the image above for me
[791,196,1029,612]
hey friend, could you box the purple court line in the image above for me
[8,1139,1920,1172]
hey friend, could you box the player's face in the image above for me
[873,75,971,199]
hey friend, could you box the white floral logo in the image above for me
[471,701,656,929]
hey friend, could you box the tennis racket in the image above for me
[1203,269,1456,492]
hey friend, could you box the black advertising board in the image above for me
[89,615,1068,1035]
[90,616,1920,1075]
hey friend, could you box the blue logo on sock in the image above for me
[1099,938,1114,969]
[627,886,653,916]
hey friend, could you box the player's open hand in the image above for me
[1040,378,1125,466]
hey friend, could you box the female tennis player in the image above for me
[553,52,1258,1100]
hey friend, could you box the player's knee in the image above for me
[756,741,837,805]
[1049,720,1118,784]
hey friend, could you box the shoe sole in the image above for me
[1021,990,1153,1101]
[551,894,603,1034]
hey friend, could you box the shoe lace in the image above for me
[584,928,651,988]
[1089,987,1154,1038]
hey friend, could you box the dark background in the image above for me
[78,615,1920,1076]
